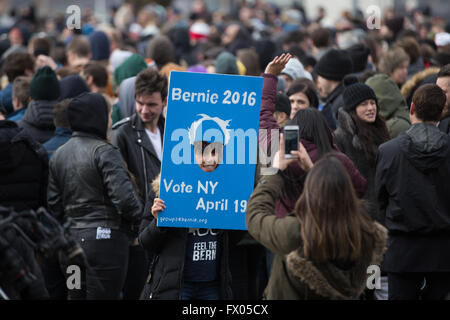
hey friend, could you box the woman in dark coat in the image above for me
[260,55,367,220]
[334,79,391,224]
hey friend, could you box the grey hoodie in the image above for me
[118,76,136,118]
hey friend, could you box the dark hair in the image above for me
[437,64,450,78]
[285,45,305,60]
[289,108,335,157]
[283,30,306,47]
[286,78,319,108]
[134,68,168,101]
[295,153,378,262]
[311,28,330,48]
[56,66,79,79]
[299,55,316,70]
[412,84,446,122]
[236,48,261,76]
[348,108,390,165]
[30,36,52,57]
[12,76,31,107]
[146,35,175,70]
[281,108,337,201]
[2,52,34,82]
[53,98,71,128]
[82,62,108,88]
[51,44,67,66]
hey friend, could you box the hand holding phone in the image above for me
[272,129,314,172]
[284,125,299,159]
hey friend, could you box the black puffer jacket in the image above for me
[0,120,48,211]
[138,178,233,300]
[47,93,143,234]
[18,100,57,144]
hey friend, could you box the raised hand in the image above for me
[264,53,292,76]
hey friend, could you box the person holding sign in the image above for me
[138,115,232,300]
[139,171,232,300]
[246,135,387,300]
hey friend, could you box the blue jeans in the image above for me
[181,281,220,300]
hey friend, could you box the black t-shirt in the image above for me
[183,228,222,282]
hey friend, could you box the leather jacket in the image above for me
[47,131,143,235]
[111,114,164,204]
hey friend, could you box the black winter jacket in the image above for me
[0,120,48,211]
[0,208,49,299]
[334,108,384,223]
[438,115,450,134]
[376,122,450,272]
[321,83,344,131]
[47,93,143,235]
[18,100,57,144]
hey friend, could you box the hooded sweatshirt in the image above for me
[59,75,90,100]
[89,30,111,61]
[365,74,410,138]
[376,122,450,272]
[68,92,108,140]
[214,51,238,75]
[114,53,148,87]
[377,122,450,235]
[281,58,313,81]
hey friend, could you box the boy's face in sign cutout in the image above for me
[194,141,224,173]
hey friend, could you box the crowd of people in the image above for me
[0,0,449,300]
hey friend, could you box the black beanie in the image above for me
[30,66,60,101]
[346,43,370,73]
[275,93,291,117]
[315,49,353,81]
[68,92,108,140]
[59,75,90,100]
[342,76,377,112]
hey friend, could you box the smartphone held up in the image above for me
[284,125,299,159]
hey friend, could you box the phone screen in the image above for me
[284,128,299,156]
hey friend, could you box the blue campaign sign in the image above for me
[158,71,263,230]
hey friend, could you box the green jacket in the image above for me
[114,53,148,87]
[246,174,387,300]
[365,74,410,138]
